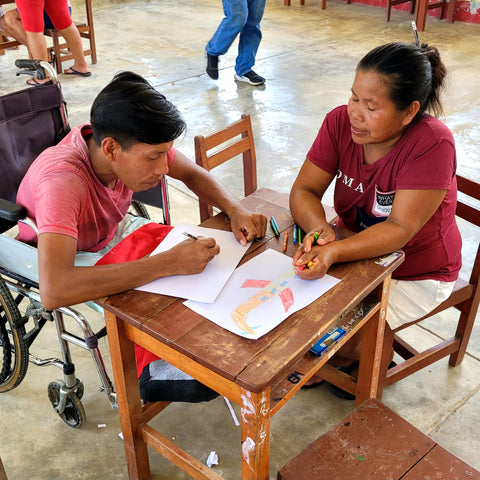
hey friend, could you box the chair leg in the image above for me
[377,325,394,398]
[446,0,456,22]
[51,31,63,73]
[386,0,392,21]
[414,0,428,31]
[84,0,97,64]
[449,298,479,366]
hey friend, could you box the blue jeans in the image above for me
[206,0,266,76]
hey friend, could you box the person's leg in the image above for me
[57,23,90,74]
[139,359,219,403]
[234,0,265,76]
[2,10,28,46]
[44,0,90,75]
[206,0,248,57]
[16,0,49,61]
[205,0,248,79]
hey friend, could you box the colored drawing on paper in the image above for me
[184,249,341,340]
[232,269,296,335]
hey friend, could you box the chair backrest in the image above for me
[194,114,257,222]
[131,177,171,225]
[456,174,480,286]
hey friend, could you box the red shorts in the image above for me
[16,0,72,32]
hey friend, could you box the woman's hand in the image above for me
[292,225,336,279]
[292,242,336,279]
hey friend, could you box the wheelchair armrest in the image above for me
[0,198,27,222]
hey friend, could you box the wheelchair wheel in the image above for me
[48,380,86,429]
[0,279,29,392]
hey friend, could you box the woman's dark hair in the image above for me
[357,42,447,120]
[90,71,186,149]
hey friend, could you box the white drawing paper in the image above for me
[184,248,341,340]
[135,224,250,303]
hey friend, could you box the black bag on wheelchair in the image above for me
[0,81,70,207]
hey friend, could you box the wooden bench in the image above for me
[278,398,480,480]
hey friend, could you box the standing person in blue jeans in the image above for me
[205,0,266,86]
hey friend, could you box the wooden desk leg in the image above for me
[105,311,151,480]
[240,389,271,480]
[355,275,391,405]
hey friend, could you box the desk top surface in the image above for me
[100,191,404,392]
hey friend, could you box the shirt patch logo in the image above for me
[372,186,395,217]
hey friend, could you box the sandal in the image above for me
[64,67,91,77]
[26,76,51,86]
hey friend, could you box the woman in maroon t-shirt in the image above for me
[290,42,461,395]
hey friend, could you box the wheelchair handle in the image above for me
[15,59,57,82]
[14,59,38,69]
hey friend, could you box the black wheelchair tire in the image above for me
[48,380,86,428]
[0,278,29,392]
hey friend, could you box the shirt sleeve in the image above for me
[35,169,85,239]
[396,120,457,190]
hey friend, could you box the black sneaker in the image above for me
[234,70,265,86]
[206,53,219,80]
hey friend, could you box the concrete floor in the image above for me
[1,0,480,478]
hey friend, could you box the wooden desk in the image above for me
[100,190,404,480]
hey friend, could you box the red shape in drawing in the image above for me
[279,288,294,312]
[241,279,271,288]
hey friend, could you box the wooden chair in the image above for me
[378,174,480,394]
[44,0,97,73]
[413,0,456,31]
[278,398,480,480]
[194,114,257,222]
[386,0,416,21]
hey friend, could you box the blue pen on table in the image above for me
[183,231,198,240]
[270,216,280,238]
[293,224,298,245]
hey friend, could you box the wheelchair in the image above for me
[0,60,170,428]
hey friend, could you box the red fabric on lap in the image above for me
[95,222,174,377]
[95,222,173,266]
